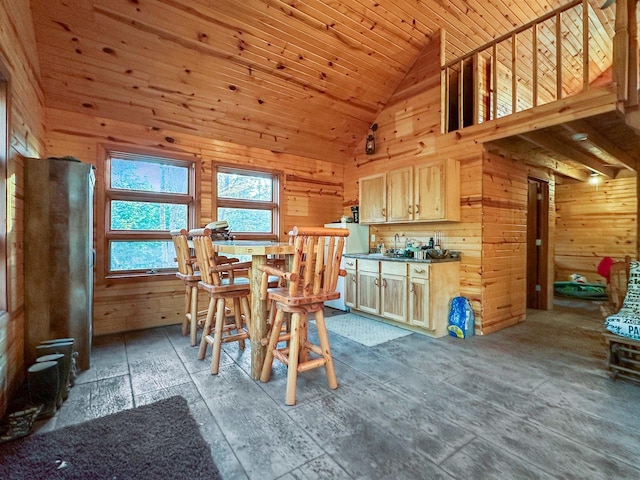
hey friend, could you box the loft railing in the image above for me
[441,0,637,134]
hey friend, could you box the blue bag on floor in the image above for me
[448,296,475,339]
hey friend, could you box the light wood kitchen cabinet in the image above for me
[380,262,408,322]
[408,264,431,329]
[348,257,460,338]
[359,173,386,224]
[386,167,413,223]
[344,259,357,309]
[356,259,380,315]
[414,158,460,222]
[359,159,460,224]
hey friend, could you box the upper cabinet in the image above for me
[414,158,460,222]
[359,173,387,224]
[359,159,460,224]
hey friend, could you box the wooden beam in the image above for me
[519,131,616,177]
[613,0,630,102]
[582,0,590,91]
[486,140,590,182]
[563,120,639,171]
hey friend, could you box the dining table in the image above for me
[210,240,295,379]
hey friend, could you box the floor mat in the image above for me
[315,312,412,347]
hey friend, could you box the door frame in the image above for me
[526,177,550,309]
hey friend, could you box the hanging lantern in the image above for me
[365,123,378,155]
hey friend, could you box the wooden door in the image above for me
[527,178,549,309]
[386,167,413,222]
[359,173,386,224]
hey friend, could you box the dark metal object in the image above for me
[24,157,95,371]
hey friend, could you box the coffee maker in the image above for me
[351,206,359,223]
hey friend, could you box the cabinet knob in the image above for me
[374,278,379,286]
[413,268,426,274]
[346,261,354,267]
[408,205,413,214]
[415,204,419,214]
[381,208,386,216]
[382,279,387,288]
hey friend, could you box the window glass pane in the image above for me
[111,201,187,230]
[217,172,272,201]
[110,241,176,271]
[218,207,272,233]
[111,158,188,194]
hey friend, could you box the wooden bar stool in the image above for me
[189,228,253,374]
[170,228,203,346]
[259,226,349,405]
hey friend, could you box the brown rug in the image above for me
[0,395,219,479]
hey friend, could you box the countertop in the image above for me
[344,252,461,264]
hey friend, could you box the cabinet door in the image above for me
[386,167,413,223]
[414,159,460,221]
[357,270,380,315]
[408,271,431,329]
[381,274,407,322]
[344,269,357,308]
[359,173,386,224]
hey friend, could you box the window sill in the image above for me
[101,271,180,285]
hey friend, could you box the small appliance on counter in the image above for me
[324,222,370,311]
[351,206,360,223]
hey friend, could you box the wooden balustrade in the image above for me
[441,0,638,134]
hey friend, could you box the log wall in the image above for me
[555,176,637,282]
[0,0,46,415]
[44,108,344,336]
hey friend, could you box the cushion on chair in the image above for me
[605,261,640,340]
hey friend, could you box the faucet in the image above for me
[394,233,400,253]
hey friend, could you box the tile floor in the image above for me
[36,303,640,479]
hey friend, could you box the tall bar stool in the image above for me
[171,229,204,346]
[259,226,349,405]
[189,228,253,374]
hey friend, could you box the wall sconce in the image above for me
[365,123,378,155]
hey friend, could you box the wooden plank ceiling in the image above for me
[30,0,619,164]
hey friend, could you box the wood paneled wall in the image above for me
[344,29,563,335]
[555,176,637,282]
[44,108,344,336]
[480,152,528,334]
[0,0,46,415]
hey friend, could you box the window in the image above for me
[216,167,279,240]
[105,150,196,275]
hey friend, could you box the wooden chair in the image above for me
[170,229,204,346]
[189,228,253,374]
[603,258,640,383]
[601,255,632,318]
[258,226,349,405]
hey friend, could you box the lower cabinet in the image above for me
[408,264,431,329]
[350,258,460,337]
[344,259,357,309]
[381,262,407,322]
[356,259,380,315]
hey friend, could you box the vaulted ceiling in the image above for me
[30,0,619,165]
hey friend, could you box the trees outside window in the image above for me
[106,151,196,275]
[216,168,279,240]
